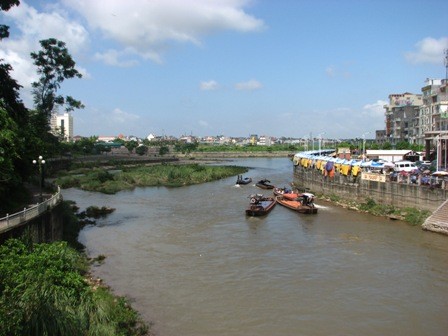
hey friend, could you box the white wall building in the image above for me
[51,112,74,141]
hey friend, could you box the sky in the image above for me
[1,0,447,139]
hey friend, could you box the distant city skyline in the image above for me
[1,0,447,139]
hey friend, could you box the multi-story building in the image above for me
[50,112,74,142]
[384,92,422,145]
[421,78,448,170]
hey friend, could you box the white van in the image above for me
[393,161,417,172]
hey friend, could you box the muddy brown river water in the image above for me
[62,158,448,336]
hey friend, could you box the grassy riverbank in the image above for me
[319,194,431,225]
[56,163,247,194]
[0,236,149,336]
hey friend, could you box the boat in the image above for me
[272,187,300,200]
[256,178,275,189]
[275,193,318,214]
[236,175,252,185]
[245,194,276,216]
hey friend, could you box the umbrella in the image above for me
[432,171,448,176]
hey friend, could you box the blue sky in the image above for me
[1,0,447,139]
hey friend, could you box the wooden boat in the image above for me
[256,179,275,189]
[273,187,300,200]
[245,194,276,216]
[275,194,318,214]
[236,175,252,185]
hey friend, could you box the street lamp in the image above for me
[362,132,370,160]
[33,155,45,201]
[302,134,308,151]
[435,135,440,172]
[318,132,325,155]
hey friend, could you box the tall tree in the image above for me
[30,38,84,123]
[0,0,20,40]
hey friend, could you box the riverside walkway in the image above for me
[0,186,62,234]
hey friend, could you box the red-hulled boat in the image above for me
[245,194,276,216]
[275,194,318,214]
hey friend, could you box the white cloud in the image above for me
[363,100,387,117]
[94,49,139,67]
[325,66,335,77]
[198,120,210,128]
[63,0,265,64]
[235,79,262,91]
[0,1,89,92]
[110,108,140,124]
[405,37,448,64]
[200,80,219,90]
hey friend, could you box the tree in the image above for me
[135,145,148,156]
[30,38,84,123]
[125,140,138,154]
[382,142,392,150]
[0,0,20,40]
[395,140,410,150]
[159,145,169,156]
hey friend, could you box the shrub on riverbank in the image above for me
[358,198,430,225]
[319,194,430,226]
[0,238,149,335]
[56,163,247,193]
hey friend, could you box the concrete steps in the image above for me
[422,199,448,235]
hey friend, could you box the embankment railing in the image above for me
[0,186,62,234]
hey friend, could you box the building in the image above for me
[418,78,448,170]
[384,93,422,146]
[365,150,414,162]
[50,112,74,142]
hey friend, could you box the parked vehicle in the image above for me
[393,161,418,173]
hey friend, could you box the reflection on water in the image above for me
[63,158,448,336]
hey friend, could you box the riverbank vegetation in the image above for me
[56,163,247,194]
[322,194,430,225]
[0,237,149,336]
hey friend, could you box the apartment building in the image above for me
[384,92,422,145]
[50,112,74,141]
[420,78,448,170]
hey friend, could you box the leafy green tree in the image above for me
[174,141,198,154]
[125,140,138,154]
[0,105,20,185]
[0,0,20,40]
[135,145,148,156]
[395,140,410,150]
[382,142,392,150]
[30,38,84,123]
[159,145,169,156]
[73,136,97,154]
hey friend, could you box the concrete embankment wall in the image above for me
[184,151,291,159]
[0,203,64,244]
[293,166,447,212]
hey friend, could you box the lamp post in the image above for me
[302,134,308,151]
[362,132,370,160]
[33,155,45,201]
[435,135,440,172]
[318,132,325,155]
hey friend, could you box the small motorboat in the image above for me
[256,178,275,189]
[275,193,317,214]
[272,187,300,200]
[245,194,276,216]
[236,175,252,185]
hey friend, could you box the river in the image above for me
[62,158,448,336]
